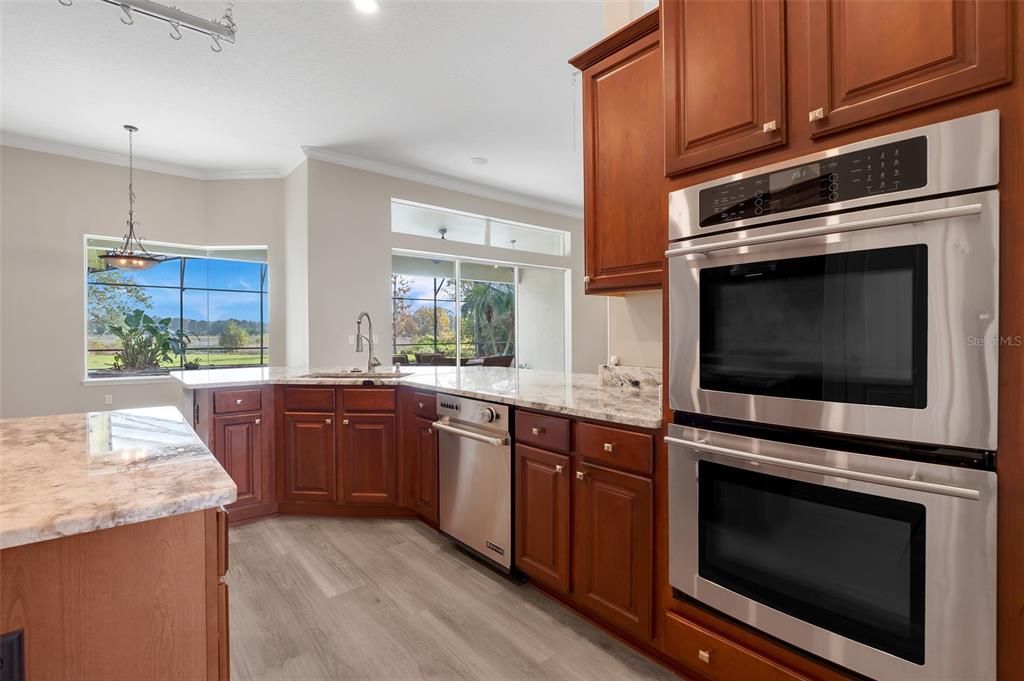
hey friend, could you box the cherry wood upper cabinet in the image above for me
[412,417,439,522]
[805,0,1012,137]
[570,10,664,293]
[515,445,571,593]
[282,412,336,502]
[212,413,264,513]
[573,461,653,640]
[341,413,398,505]
[662,0,786,175]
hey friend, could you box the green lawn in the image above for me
[87,351,266,371]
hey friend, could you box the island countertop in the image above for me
[0,406,236,550]
[171,366,663,429]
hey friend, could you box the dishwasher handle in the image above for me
[432,419,508,448]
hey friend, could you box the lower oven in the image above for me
[666,423,997,681]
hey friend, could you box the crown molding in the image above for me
[301,146,584,219]
[0,132,284,181]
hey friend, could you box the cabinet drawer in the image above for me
[577,422,652,475]
[412,392,436,420]
[214,388,262,414]
[663,612,809,681]
[343,388,396,412]
[516,411,571,453]
[283,387,335,412]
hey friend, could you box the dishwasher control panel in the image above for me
[436,394,509,432]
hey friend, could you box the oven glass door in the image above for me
[699,460,926,662]
[700,245,928,408]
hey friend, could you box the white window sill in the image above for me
[81,375,177,387]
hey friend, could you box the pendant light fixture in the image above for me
[99,125,166,271]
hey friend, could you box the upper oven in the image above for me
[667,111,1000,451]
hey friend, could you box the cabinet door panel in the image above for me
[342,414,397,505]
[413,417,438,522]
[579,24,665,292]
[515,445,571,593]
[212,413,263,511]
[282,412,336,502]
[573,462,653,640]
[663,0,786,174]
[806,0,1011,136]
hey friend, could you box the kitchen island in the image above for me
[0,406,236,680]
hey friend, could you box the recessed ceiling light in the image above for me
[470,156,488,165]
[353,0,380,14]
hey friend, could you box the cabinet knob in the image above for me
[576,471,585,480]
[254,418,261,425]
[762,119,777,133]
[603,442,615,453]
[341,419,349,425]
[326,418,333,424]
[418,402,425,409]
[555,465,564,474]
[583,275,591,284]
[698,649,712,664]
[235,398,243,405]
[531,426,545,436]
[808,107,825,122]
[427,428,433,435]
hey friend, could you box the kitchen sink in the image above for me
[300,370,411,379]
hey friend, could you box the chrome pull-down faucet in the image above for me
[355,312,381,373]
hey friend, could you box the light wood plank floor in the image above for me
[228,516,679,681]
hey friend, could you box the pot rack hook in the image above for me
[57,0,73,6]
[119,3,134,25]
[168,20,182,40]
[209,33,222,52]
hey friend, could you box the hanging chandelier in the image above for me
[99,125,167,271]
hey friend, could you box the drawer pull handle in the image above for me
[603,442,615,453]
[340,419,348,425]
[698,649,711,664]
[235,398,243,405]
[418,402,425,409]
[808,107,825,122]
[762,119,777,133]
[555,465,563,474]
[326,418,333,424]
[254,418,261,425]
[427,428,433,435]
[576,471,585,480]
[531,427,545,436]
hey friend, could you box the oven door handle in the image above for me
[664,435,981,500]
[664,203,983,258]
[433,419,508,448]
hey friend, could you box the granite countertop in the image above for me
[171,366,664,429]
[0,406,236,550]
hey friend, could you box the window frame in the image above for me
[83,235,269,378]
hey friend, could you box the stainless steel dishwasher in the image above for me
[434,394,511,572]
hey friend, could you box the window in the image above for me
[86,237,269,377]
[392,253,567,371]
[391,199,569,257]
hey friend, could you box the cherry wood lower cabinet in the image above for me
[573,461,653,640]
[282,411,336,502]
[411,417,439,522]
[212,412,264,512]
[515,445,571,592]
[340,413,398,505]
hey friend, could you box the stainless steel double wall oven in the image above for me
[665,111,1000,681]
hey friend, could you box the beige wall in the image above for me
[0,146,284,418]
[304,159,607,374]
[283,161,310,368]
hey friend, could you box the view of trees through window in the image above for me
[86,243,269,376]
[391,269,514,363]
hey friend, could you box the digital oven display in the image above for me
[769,163,822,211]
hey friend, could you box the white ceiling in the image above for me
[0,0,605,213]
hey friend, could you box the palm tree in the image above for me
[460,282,514,357]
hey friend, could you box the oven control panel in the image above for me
[698,136,928,227]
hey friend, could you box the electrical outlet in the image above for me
[104,394,113,405]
